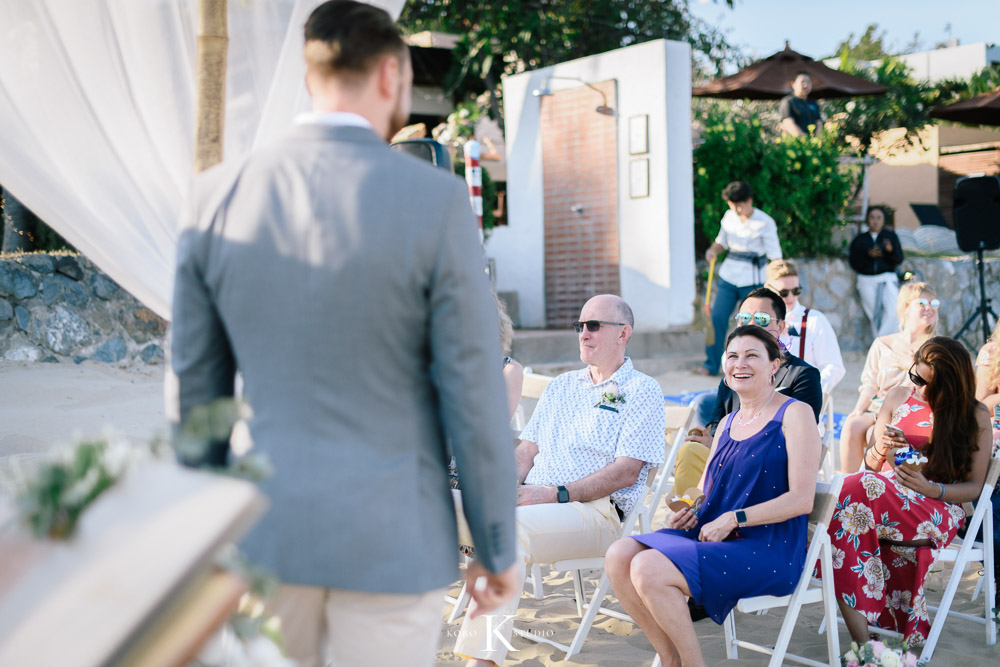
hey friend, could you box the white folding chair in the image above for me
[818,392,837,481]
[509,464,661,659]
[527,402,690,600]
[915,455,998,661]
[447,371,555,618]
[641,404,695,533]
[720,476,844,667]
[518,372,554,598]
[511,371,553,432]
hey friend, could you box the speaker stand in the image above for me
[954,245,998,347]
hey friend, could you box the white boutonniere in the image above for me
[595,381,625,413]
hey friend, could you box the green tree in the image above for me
[399,0,738,126]
[831,24,891,61]
[935,63,1000,102]
[822,55,934,156]
[694,107,857,258]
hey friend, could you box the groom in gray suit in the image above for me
[170,2,518,666]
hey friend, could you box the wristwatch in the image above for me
[557,485,570,503]
[735,509,748,527]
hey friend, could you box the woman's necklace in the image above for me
[736,389,777,428]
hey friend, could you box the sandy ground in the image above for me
[0,353,997,665]
[0,360,168,457]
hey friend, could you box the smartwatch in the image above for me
[557,485,570,503]
[735,509,748,527]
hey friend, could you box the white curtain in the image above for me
[0,0,405,319]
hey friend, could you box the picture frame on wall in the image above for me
[628,114,648,155]
[629,159,649,198]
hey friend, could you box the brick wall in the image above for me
[540,81,620,327]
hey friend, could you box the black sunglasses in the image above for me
[772,286,803,298]
[572,320,627,333]
[908,364,928,387]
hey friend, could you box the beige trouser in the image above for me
[451,491,621,665]
[670,440,711,496]
[264,583,447,667]
[857,272,900,338]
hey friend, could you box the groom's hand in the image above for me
[466,560,520,619]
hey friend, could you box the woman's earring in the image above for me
[722,376,730,388]
[770,373,776,385]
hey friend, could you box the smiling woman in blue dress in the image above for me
[605,325,821,667]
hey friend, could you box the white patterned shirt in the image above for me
[520,358,665,513]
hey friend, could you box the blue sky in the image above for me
[689,0,1000,62]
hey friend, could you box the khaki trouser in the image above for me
[451,491,620,665]
[670,440,711,496]
[265,583,447,667]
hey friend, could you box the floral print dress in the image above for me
[828,390,965,647]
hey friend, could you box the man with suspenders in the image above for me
[765,259,845,396]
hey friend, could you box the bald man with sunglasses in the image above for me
[453,294,664,666]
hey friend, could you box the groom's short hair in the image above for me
[303,0,407,84]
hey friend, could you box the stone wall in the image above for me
[0,253,166,364]
[3,252,998,364]
[699,254,1000,353]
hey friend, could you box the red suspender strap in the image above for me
[799,308,809,358]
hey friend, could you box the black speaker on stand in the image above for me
[952,175,1000,347]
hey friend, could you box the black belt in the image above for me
[612,499,625,522]
[727,250,768,268]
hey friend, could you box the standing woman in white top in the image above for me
[697,180,783,376]
[765,259,846,395]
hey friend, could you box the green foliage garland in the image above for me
[16,440,119,539]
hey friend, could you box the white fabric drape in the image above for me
[0,0,404,319]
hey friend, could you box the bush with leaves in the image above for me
[822,55,936,157]
[694,106,858,258]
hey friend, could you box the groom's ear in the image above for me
[376,53,400,100]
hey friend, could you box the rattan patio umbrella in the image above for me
[692,42,888,100]
[929,86,1000,126]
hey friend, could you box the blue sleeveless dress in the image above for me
[632,397,808,623]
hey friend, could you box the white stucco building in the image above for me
[487,39,695,330]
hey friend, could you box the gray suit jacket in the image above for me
[171,123,517,593]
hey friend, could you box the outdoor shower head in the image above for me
[532,77,616,116]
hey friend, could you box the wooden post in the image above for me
[194,0,227,173]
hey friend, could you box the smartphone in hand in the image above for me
[881,423,906,455]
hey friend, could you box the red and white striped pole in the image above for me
[464,139,482,231]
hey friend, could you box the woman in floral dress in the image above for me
[829,336,993,647]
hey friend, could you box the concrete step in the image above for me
[511,326,707,366]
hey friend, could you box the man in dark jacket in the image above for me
[704,287,823,429]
